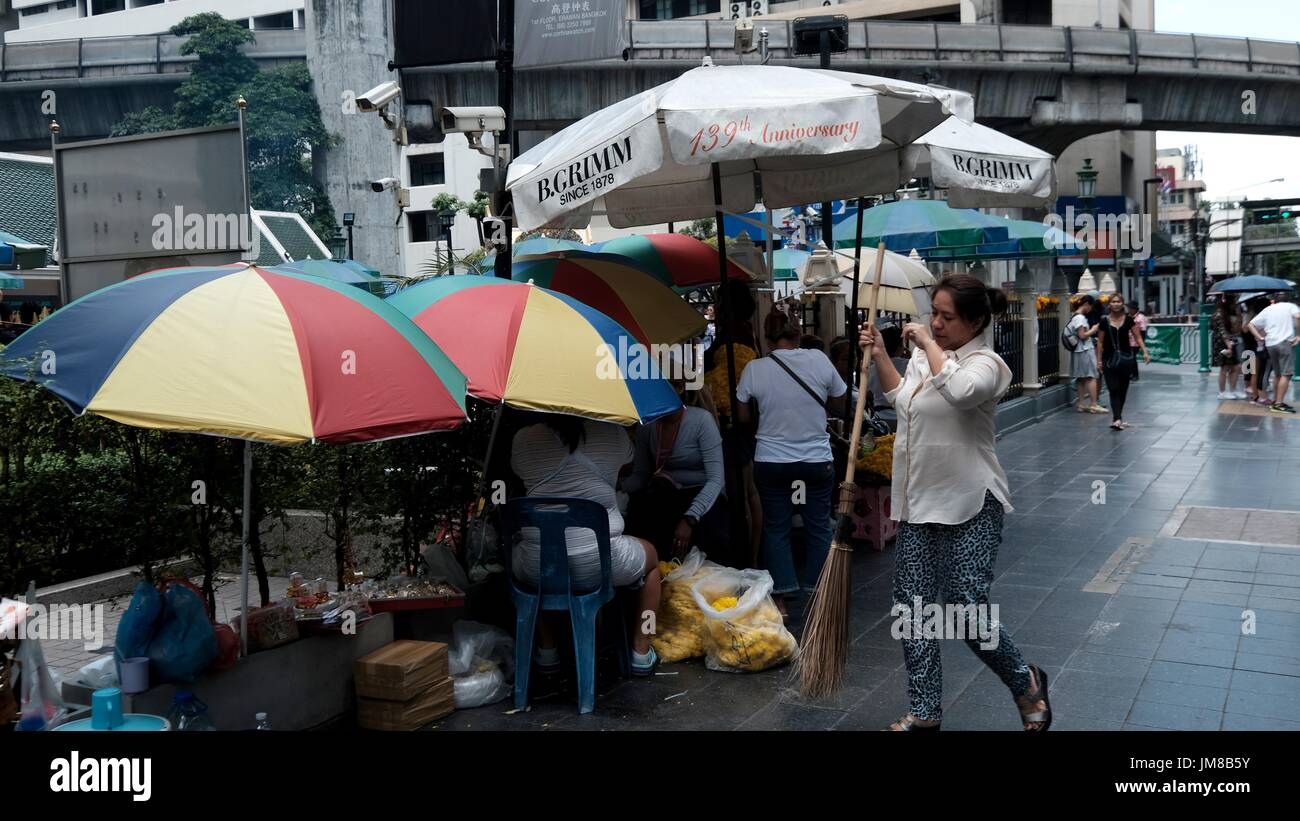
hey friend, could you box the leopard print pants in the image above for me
[894,491,1031,721]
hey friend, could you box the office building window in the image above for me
[20,5,50,16]
[409,154,446,187]
[254,12,296,30]
[56,0,78,8]
[91,0,127,14]
[409,212,434,243]
[640,0,720,19]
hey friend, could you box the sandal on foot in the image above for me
[631,645,659,677]
[1016,665,1052,732]
[883,714,941,732]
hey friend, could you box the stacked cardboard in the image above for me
[354,640,453,730]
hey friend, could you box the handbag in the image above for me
[767,351,889,445]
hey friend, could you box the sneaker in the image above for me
[1270,403,1297,414]
[1089,405,1109,414]
[1256,397,1273,407]
[1232,391,1248,400]
[1217,391,1230,399]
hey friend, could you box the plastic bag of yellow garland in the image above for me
[690,569,797,673]
[650,548,721,663]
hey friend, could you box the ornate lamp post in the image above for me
[1076,158,1098,292]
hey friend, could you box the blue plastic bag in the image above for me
[146,585,218,684]
[115,582,162,662]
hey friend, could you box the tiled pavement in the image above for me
[436,363,1300,731]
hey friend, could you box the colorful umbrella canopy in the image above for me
[273,259,386,296]
[832,199,1010,253]
[511,252,707,345]
[0,264,468,444]
[388,277,681,425]
[591,233,752,288]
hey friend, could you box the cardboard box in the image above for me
[357,676,454,731]
[354,640,448,701]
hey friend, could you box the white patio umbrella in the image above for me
[506,64,969,231]
[902,116,1057,208]
[797,244,935,316]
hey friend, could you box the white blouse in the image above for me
[882,333,1014,525]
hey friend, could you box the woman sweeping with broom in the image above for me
[858,273,1051,732]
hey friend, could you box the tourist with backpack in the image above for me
[1065,295,1106,413]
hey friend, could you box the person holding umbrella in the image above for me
[859,273,1050,731]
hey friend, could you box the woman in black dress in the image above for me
[1097,297,1151,431]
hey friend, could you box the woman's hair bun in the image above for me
[986,287,1009,315]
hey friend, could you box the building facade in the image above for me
[3,0,303,42]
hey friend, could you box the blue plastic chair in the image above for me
[503,497,632,714]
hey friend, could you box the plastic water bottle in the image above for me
[168,690,216,731]
[255,712,272,730]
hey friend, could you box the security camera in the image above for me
[438,106,506,135]
[370,177,399,193]
[356,81,401,113]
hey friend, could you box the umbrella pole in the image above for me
[239,439,252,657]
[845,198,865,428]
[712,162,749,567]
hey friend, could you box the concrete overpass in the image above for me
[0,29,304,149]
[404,20,1300,153]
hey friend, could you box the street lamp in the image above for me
[1076,158,1098,291]
[327,230,348,261]
[437,210,457,272]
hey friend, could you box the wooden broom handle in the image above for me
[842,241,887,488]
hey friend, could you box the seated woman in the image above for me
[623,378,728,562]
[510,412,662,676]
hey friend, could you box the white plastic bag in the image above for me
[17,637,66,727]
[421,541,470,591]
[448,620,514,709]
[690,569,797,673]
[75,656,119,690]
[651,548,721,662]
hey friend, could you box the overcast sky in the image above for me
[1153,0,1300,203]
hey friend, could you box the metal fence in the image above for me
[1037,314,1061,386]
[993,301,1025,402]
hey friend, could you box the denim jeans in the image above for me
[753,460,835,595]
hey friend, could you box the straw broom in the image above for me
[797,240,887,698]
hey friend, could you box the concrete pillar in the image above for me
[305,0,402,277]
[1019,282,1040,393]
[1055,278,1073,381]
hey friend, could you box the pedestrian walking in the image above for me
[859,273,1051,732]
[1097,295,1152,430]
[1127,300,1148,381]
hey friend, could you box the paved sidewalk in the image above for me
[436,363,1300,731]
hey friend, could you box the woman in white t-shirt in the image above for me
[736,313,847,616]
[1067,295,1106,414]
[859,273,1050,733]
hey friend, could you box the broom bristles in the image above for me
[795,533,854,698]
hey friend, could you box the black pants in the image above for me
[625,480,731,565]
[1103,362,1132,421]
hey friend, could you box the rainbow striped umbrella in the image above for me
[273,259,386,296]
[0,263,468,653]
[511,251,706,345]
[592,233,752,288]
[0,264,468,444]
[388,277,681,425]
